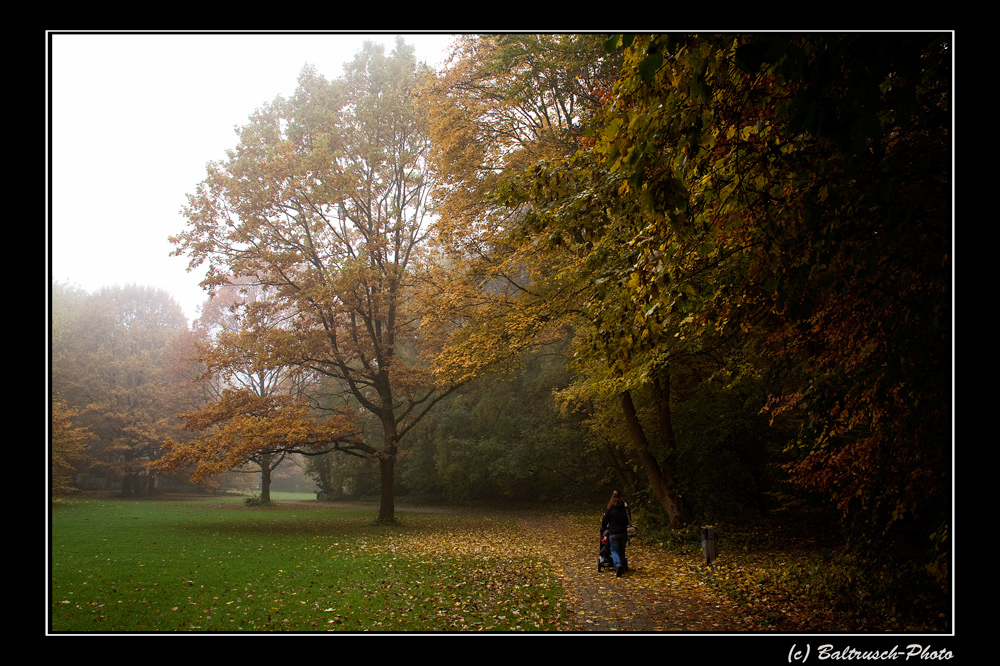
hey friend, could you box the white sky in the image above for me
[48,31,460,324]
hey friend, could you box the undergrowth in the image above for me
[641,515,950,632]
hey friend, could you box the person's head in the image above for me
[607,490,622,509]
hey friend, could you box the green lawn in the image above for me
[49,495,567,633]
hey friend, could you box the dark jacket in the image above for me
[601,502,630,536]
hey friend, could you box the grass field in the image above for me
[49,493,567,633]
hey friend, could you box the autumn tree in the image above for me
[50,396,94,493]
[421,34,621,397]
[171,40,462,523]
[608,33,950,547]
[425,34,618,249]
[50,283,195,495]
[496,33,951,546]
[422,34,694,525]
[151,280,358,501]
[51,282,91,492]
[154,384,355,501]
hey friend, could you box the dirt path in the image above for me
[516,513,760,632]
[282,500,760,632]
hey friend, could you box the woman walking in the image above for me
[600,490,631,577]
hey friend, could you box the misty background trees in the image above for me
[50,34,951,589]
[51,282,200,495]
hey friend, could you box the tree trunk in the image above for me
[377,453,396,524]
[376,407,400,524]
[652,371,690,524]
[601,439,640,491]
[620,390,685,528]
[260,454,272,503]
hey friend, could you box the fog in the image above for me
[48,31,458,324]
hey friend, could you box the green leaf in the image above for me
[638,52,663,81]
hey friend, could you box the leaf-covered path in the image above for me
[515,513,760,632]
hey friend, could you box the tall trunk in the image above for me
[653,371,689,524]
[260,453,272,503]
[376,405,399,524]
[620,389,685,528]
[378,453,396,523]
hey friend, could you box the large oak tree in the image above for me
[171,39,459,523]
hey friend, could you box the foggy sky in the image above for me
[49,31,458,324]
